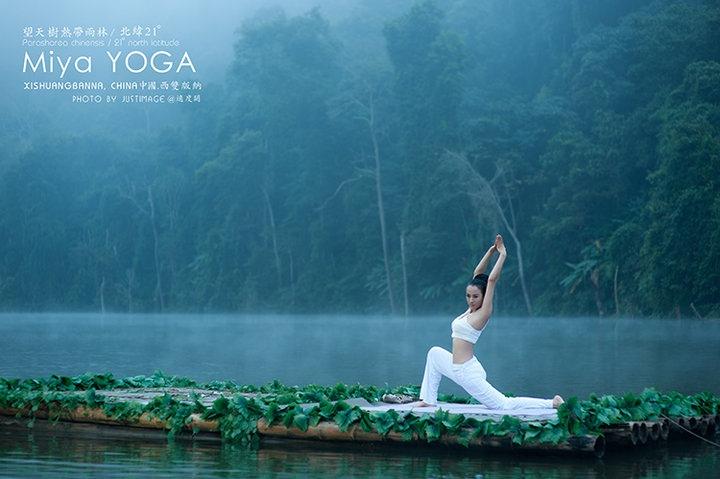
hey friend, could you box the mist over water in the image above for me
[1,313,718,399]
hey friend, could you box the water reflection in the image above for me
[1,428,718,478]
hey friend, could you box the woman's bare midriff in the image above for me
[452,338,474,364]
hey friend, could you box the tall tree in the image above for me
[639,61,720,317]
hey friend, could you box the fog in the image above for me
[3,313,719,397]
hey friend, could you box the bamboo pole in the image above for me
[0,406,167,429]
[256,418,605,456]
[603,421,670,446]
[188,413,219,432]
[668,416,712,437]
[0,405,604,456]
[634,421,648,444]
[660,419,669,441]
[696,418,708,437]
[1,414,216,442]
[670,417,688,434]
[704,415,716,437]
[602,423,639,446]
[643,421,660,442]
[2,406,226,432]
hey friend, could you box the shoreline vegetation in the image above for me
[1,372,718,455]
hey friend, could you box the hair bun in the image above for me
[471,274,488,286]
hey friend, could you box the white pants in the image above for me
[419,346,553,409]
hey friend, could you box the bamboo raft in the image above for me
[2,387,717,458]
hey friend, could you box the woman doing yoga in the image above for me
[417,234,564,410]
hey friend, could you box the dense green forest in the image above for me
[1,0,718,317]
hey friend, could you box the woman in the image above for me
[417,234,563,410]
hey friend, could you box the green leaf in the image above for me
[334,407,361,432]
[373,410,398,436]
[425,422,441,442]
[441,412,465,432]
[523,428,544,441]
[358,412,375,433]
[538,425,567,444]
[211,397,229,416]
[292,414,309,432]
[84,389,98,407]
[262,402,280,424]
[456,429,473,447]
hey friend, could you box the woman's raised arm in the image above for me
[468,235,507,328]
[487,234,507,283]
[472,243,497,277]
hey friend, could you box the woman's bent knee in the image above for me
[427,346,446,359]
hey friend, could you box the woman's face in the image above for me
[466,285,484,311]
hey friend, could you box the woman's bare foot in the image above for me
[415,401,435,408]
[552,395,564,409]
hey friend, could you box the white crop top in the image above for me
[451,311,484,344]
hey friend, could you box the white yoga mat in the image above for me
[362,401,557,420]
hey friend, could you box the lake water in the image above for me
[1,313,719,478]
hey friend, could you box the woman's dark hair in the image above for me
[468,274,488,295]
